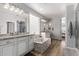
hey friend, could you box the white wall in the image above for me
[49,16,61,40]
[66,5,76,48]
[75,4,79,49]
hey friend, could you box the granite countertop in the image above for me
[0,33,34,40]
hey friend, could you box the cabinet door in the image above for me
[18,38,28,55]
[0,47,2,56]
[2,44,15,56]
[29,36,34,50]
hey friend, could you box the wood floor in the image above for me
[31,39,65,56]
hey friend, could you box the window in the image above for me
[29,13,40,34]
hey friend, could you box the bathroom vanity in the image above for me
[0,34,34,56]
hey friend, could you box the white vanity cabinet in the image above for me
[0,39,17,56]
[0,34,34,56]
[28,36,34,51]
[17,37,28,56]
[2,44,15,56]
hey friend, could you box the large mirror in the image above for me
[0,3,28,35]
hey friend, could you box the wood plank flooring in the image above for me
[31,39,65,56]
[43,39,63,56]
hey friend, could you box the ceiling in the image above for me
[26,3,76,19]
